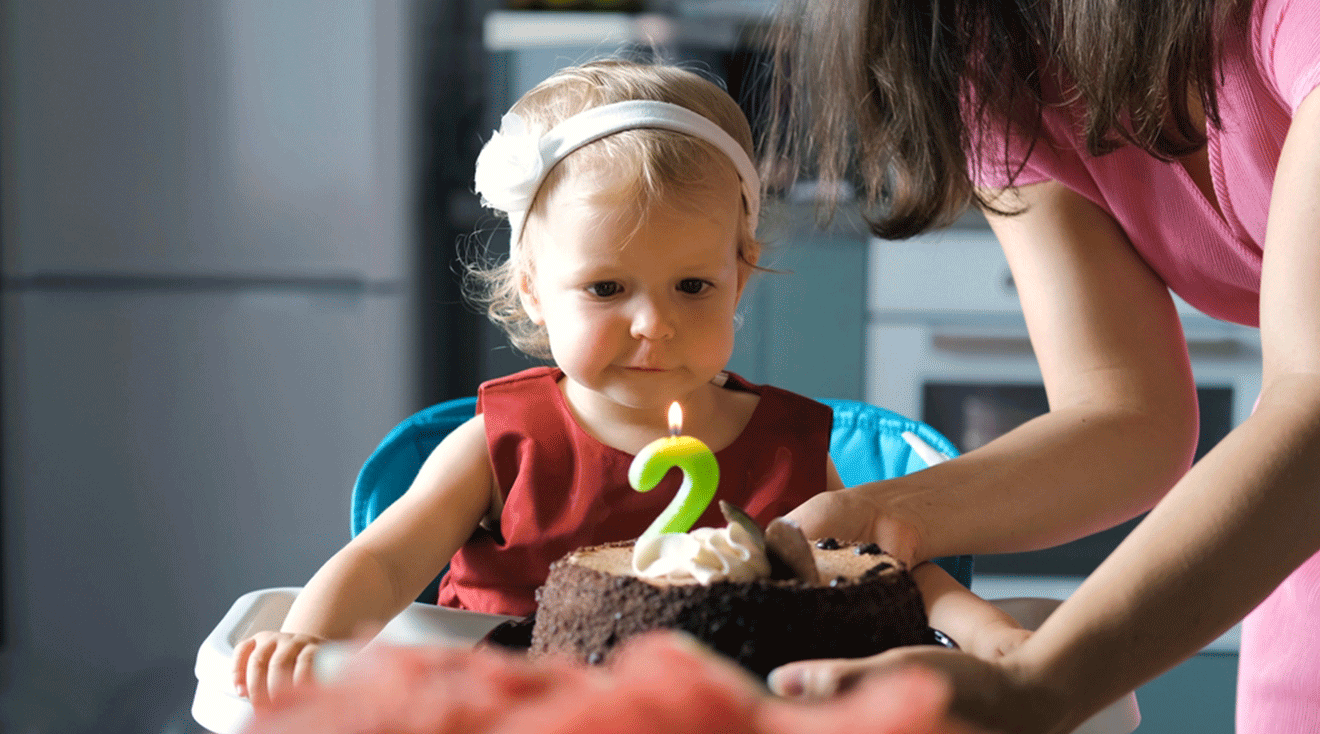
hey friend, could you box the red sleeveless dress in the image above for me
[435,366,834,616]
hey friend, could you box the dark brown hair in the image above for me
[767,0,1242,239]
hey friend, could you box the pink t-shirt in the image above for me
[972,1,1320,729]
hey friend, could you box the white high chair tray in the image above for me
[192,587,519,734]
[193,589,1138,734]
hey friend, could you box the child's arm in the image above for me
[825,457,845,491]
[818,463,1020,657]
[912,561,1031,661]
[232,414,495,707]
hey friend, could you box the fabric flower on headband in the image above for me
[473,113,546,216]
[472,100,762,247]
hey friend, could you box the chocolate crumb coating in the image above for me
[529,539,927,679]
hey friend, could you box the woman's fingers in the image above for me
[771,646,1057,733]
[783,491,871,545]
[767,655,882,698]
[783,487,922,566]
[761,664,972,734]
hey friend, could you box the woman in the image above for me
[764,1,1320,732]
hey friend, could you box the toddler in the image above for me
[232,59,1026,707]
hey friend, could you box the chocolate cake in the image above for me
[528,532,928,678]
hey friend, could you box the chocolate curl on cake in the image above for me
[717,501,766,549]
[718,501,820,584]
[764,519,821,584]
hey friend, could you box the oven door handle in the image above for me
[930,333,1257,360]
[930,333,1035,356]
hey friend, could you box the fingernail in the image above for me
[768,668,804,697]
[666,630,706,652]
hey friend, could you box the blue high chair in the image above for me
[192,397,1139,734]
[351,396,974,602]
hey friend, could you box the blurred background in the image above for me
[0,1,1256,732]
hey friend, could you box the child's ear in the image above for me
[517,270,545,325]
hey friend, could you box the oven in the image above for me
[865,223,1260,648]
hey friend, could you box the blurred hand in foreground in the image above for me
[241,632,990,734]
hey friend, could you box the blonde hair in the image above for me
[464,59,763,359]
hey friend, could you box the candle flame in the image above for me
[668,402,683,436]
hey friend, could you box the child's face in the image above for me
[519,173,749,414]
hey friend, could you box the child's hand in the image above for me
[233,631,326,708]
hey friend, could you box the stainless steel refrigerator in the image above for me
[1,2,429,730]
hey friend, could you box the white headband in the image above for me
[473,100,762,248]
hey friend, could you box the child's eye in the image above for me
[585,281,622,298]
[677,278,711,295]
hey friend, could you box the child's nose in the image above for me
[629,298,676,341]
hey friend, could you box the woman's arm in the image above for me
[787,177,1201,565]
[775,87,1320,734]
[1000,82,1320,731]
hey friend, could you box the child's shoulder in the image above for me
[717,372,833,435]
[719,371,829,410]
[445,411,488,443]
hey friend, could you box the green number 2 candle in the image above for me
[629,402,720,539]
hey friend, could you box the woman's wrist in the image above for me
[994,645,1079,734]
[853,478,930,566]
[787,479,930,565]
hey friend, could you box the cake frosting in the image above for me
[631,521,771,583]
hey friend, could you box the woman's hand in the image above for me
[233,630,326,709]
[768,646,1064,734]
[784,485,924,566]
